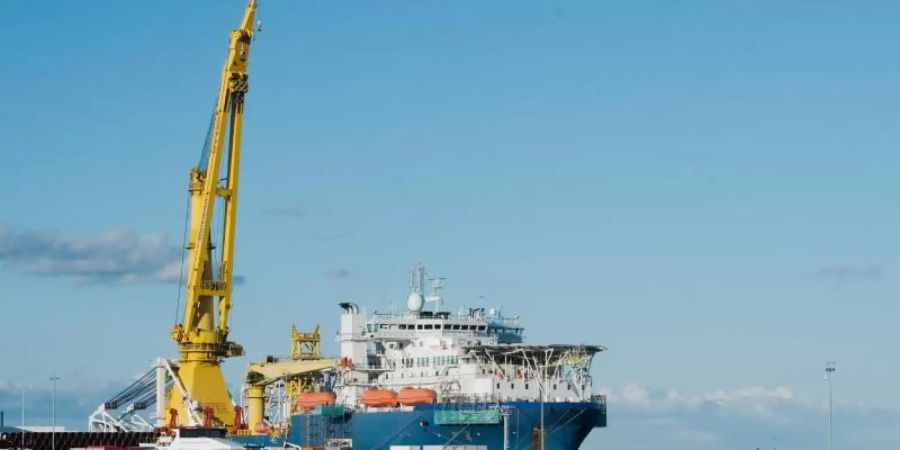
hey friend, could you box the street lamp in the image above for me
[825,362,836,450]
[50,377,60,450]
[21,388,25,450]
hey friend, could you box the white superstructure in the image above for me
[334,264,603,409]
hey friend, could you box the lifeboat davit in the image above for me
[295,391,336,408]
[397,387,436,406]
[360,388,398,407]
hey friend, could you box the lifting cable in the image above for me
[174,103,217,325]
[174,194,190,326]
[103,367,175,410]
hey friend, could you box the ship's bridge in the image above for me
[364,309,524,344]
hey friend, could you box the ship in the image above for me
[262,263,607,450]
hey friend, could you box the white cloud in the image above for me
[0,223,182,285]
[607,383,799,416]
[620,382,652,407]
[592,383,900,450]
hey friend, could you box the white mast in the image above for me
[426,277,445,312]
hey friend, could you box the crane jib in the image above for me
[166,0,257,429]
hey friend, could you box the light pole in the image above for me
[21,388,25,450]
[50,377,60,450]
[539,349,549,450]
[825,362,836,450]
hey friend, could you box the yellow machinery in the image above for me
[167,0,258,428]
[292,325,322,360]
[244,326,339,433]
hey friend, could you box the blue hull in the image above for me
[284,402,605,450]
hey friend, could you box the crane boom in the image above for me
[167,0,257,428]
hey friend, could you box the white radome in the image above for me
[407,292,424,312]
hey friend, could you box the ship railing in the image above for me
[336,331,369,342]
[439,393,502,405]
[486,316,521,325]
[367,330,416,339]
[369,312,520,325]
[367,329,496,340]
[438,391,601,406]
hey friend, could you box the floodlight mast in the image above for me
[825,361,836,450]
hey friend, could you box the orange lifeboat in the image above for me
[360,388,398,407]
[397,387,436,406]
[295,391,337,409]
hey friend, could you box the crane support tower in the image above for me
[243,326,339,434]
[167,0,258,428]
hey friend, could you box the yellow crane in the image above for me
[167,0,257,428]
[243,325,340,433]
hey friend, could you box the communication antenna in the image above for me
[410,262,426,295]
[426,277,446,312]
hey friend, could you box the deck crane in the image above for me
[167,0,257,428]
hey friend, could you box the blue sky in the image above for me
[2,0,899,448]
